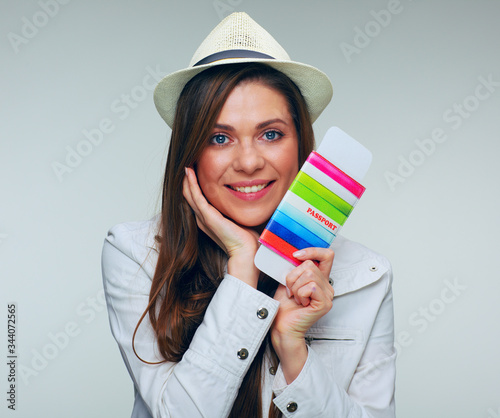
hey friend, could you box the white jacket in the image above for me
[101,214,396,417]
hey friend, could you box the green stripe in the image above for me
[289,180,347,225]
[296,172,353,216]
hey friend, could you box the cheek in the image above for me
[277,146,299,184]
[196,152,225,202]
[286,155,299,175]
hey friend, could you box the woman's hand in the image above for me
[182,167,261,287]
[271,247,335,383]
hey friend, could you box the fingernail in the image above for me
[184,167,188,176]
[286,286,291,298]
[293,250,305,258]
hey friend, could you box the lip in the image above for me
[225,180,275,201]
[226,179,273,188]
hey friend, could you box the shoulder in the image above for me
[329,235,392,296]
[102,213,161,281]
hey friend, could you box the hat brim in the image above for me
[153,58,333,128]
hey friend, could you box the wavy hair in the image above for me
[134,63,315,417]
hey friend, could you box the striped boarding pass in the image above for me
[255,127,372,284]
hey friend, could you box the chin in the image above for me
[232,214,271,231]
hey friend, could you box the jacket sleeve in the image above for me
[271,268,396,418]
[101,223,280,418]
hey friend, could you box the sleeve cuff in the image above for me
[186,273,280,378]
[271,344,311,398]
[272,347,351,417]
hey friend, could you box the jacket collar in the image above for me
[329,235,389,296]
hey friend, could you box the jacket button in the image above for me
[237,348,249,359]
[328,278,334,286]
[269,366,276,375]
[287,402,298,412]
[370,265,378,272]
[257,307,269,319]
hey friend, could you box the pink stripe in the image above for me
[307,151,365,198]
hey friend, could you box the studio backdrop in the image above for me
[1,1,499,417]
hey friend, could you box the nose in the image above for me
[232,141,265,174]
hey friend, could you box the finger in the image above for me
[287,262,317,294]
[293,247,335,278]
[183,169,228,251]
[183,167,262,264]
[286,260,335,304]
[286,260,325,293]
[184,167,221,229]
[295,284,312,307]
[296,281,316,307]
[183,167,208,221]
[182,170,193,204]
[183,173,208,232]
[296,281,333,311]
[182,168,202,220]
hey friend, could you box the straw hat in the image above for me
[154,12,333,128]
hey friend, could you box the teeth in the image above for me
[232,183,268,193]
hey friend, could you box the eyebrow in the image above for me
[214,118,289,131]
[257,118,289,129]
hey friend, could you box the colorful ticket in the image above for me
[254,127,372,285]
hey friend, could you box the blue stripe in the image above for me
[272,210,329,248]
[278,201,336,244]
[266,219,315,250]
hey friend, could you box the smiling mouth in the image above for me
[226,181,273,193]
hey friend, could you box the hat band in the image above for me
[193,49,275,67]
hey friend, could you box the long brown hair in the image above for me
[135,63,315,417]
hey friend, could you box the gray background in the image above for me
[1,0,499,417]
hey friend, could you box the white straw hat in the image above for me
[154,12,333,128]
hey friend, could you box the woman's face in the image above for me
[196,80,299,229]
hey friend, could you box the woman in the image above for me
[102,12,396,418]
